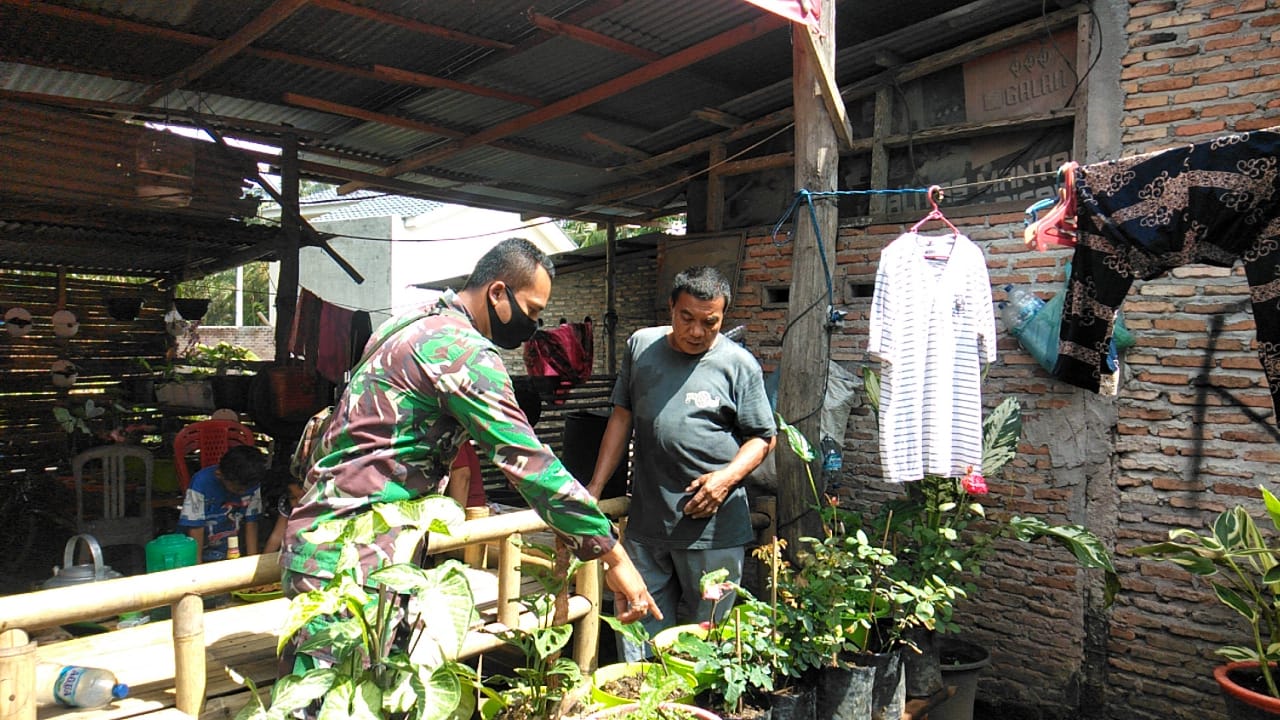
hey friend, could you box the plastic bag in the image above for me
[1014,265,1135,374]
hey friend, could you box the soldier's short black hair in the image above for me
[465,238,556,291]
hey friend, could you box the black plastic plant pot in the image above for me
[173,298,210,321]
[106,297,143,321]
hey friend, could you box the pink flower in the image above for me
[699,621,712,630]
[961,466,988,495]
[702,582,734,601]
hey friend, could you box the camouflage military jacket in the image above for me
[281,290,614,579]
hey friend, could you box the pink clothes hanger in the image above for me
[1023,161,1079,251]
[912,185,960,259]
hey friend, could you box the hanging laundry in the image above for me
[288,289,323,363]
[523,319,594,400]
[315,301,356,384]
[1055,128,1280,417]
[868,232,997,483]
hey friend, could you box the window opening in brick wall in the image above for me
[764,286,791,307]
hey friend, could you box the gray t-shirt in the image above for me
[613,326,776,549]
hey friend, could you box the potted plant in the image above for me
[1134,486,1280,718]
[186,342,259,411]
[235,494,479,720]
[592,619,697,708]
[480,540,588,720]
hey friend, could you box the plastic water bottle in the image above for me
[999,285,1046,335]
[36,663,129,708]
[821,435,843,474]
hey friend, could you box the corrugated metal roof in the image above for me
[0,0,1059,276]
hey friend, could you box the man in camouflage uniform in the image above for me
[280,238,658,671]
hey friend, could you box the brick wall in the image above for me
[497,249,661,375]
[725,6,1280,719]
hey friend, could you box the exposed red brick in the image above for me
[1196,67,1256,84]
[1126,94,1169,110]
[1174,119,1228,136]
[1250,13,1280,26]
[1130,1,1177,18]
[1143,108,1196,124]
[1188,19,1243,37]
[1172,86,1229,103]
[1239,0,1267,11]
[1173,55,1229,73]
[1140,77,1198,92]
[1205,33,1262,49]
[1159,355,1208,367]
[1230,46,1280,62]
[1147,46,1202,60]
[1153,318,1210,332]
[1237,116,1280,130]
[1203,101,1265,117]
[1152,13,1207,28]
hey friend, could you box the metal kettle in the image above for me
[43,534,122,589]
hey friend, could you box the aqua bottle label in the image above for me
[53,666,85,706]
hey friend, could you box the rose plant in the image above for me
[862,368,1119,634]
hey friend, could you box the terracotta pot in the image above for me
[1214,662,1280,718]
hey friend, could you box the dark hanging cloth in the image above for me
[1055,128,1280,416]
[349,311,373,369]
[523,319,594,400]
[288,289,324,367]
[315,301,356,384]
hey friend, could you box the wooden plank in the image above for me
[339,13,790,191]
[527,12,662,62]
[370,65,543,108]
[310,0,512,50]
[798,24,855,150]
[133,0,313,105]
[281,93,465,139]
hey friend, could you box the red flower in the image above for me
[961,466,988,495]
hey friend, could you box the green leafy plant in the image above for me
[53,399,106,436]
[666,570,786,713]
[1133,486,1280,698]
[480,540,586,720]
[186,341,259,375]
[598,618,695,703]
[770,416,957,668]
[235,495,479,720]
[862,367,1118,633]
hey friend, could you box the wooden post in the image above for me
[572,560,602,673]
[0,630,35,720]
[706,142,726,232]
[496,533,522,628]
[869,85,892,216]
[776,0,839,559]
[274,131,300,360]
[172,594,206,716]
[605,222,618,375]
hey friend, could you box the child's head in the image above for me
[218,445,268,494]
[285,475,305,504]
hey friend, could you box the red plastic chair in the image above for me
[173,419,255,492]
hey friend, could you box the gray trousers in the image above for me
[616,535,744,662]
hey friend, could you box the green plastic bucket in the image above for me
[146,533,197,573]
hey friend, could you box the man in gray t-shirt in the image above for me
[588,266,776,660]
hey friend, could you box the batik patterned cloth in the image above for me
[280,290,614,582]
[1056,129,1280,415]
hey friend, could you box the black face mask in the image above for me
[487,285,538,349]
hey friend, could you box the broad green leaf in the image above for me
[775,413,815,462]
[861,367,881,414]
[1263,486,1280,532]
[1214,583,1257,622]
[350,680,382,720]
[316,679,353,720]
[981,396,1021,477]
[406,564,476,658]
[268,670,338,715]
[415,665,464,720]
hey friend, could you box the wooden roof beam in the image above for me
[310,0,513,50]
[526,11,661,62]
[0,0,539,109]
[133,0,313,106]
[582,132,651,161]
[339,12,789,193]
[0,89,336,142]
[282,92,610,168]
[370,65,543,107]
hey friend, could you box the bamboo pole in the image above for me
[572,560,602,673]
[496,533,522,628]
[172,594,205,716]
[0,630,35,720]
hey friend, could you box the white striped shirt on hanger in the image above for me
[867,232,996,484]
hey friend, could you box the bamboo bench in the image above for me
[0,498,627,720]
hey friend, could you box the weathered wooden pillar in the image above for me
[274,132,300,360]
[777,0,840,557]
[605,222,618,375]
[173,594,206,716]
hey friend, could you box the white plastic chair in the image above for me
[71,444,154,552]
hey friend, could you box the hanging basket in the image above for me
[173,298,210,321]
